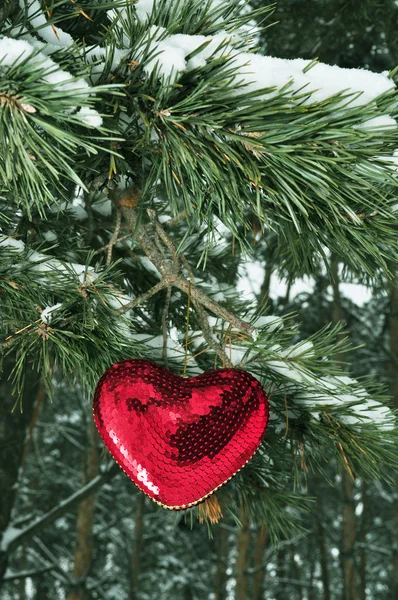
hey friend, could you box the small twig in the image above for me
[162,286,172,363]
[106,210,122,265]
[147,209,180,275]
[338,441,355,480]
[118,198,255,338]
[6,463,119,554]
[183,280,192,377]
[193,300,232,368]
[180,254,195,282]
[0,336,17,350]
[116,279,171,314]
[94,233,133,255]
[164,211,186,227]
[284,383,289,438]
[2,565,56,582]
[173,277,255,337]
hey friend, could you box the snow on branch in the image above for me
[109,1,395,114]
[0,35,102,125]
[21,0,74,48]
[2,462,119,554]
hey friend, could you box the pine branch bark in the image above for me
[5,462,119,555]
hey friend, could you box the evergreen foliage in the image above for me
[1,1,398,597]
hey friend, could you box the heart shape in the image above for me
[93,359,269,509]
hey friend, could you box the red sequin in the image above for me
[93,360,269,509]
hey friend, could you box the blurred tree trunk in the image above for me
[331,256,359,600]
[129,494,145,600]
[315,494,331,600]
[389,275,398,597]
[275,547,287,600]
[18,545,26,600]
[67,419,100,600]
[215,525,229,600]
[359,481,367,600]
[290,545,302,600]
[252,525,268,600]
[0,356,40,582]
[35,575,52,600]
[234,508,250,600]
[307,535,316,600]
[341,471,358,600]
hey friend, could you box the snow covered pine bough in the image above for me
[1,0,397,532]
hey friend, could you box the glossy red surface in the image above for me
[93,359,269,509]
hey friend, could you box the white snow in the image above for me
[139,256,161,279]
[50,201,88,221]
[253,315,284,332]
[0,235,97,283]
[1,526,22,552]
[43,231,58,242]
[0,37,88,94]
[105,293,135,310]
[134,0,156,22]
[128,25,395,110]
[355,115,398,129]
[280,340,314,358]
[40,303,63,324]
[265,360,310,384]
[75,106,103,128]
[0,237,25,252]
[0,35,105,128]
[92,199,112,216]
[295,375,395,430]
[20,0,74,48]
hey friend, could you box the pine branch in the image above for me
[106,209,122,265]
[2,565,56,582]
[5,462,119,554]
[115,197,255,337]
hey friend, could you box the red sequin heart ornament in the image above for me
[93,359,269,510]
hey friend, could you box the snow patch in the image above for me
[92,199,112,216]
[295,376,395,430]
[40,302,63,324]
[75,106,103,128]
[1,526,22,552]
[20,0,74,48]
[254,315,284,332]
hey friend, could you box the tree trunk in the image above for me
[252,525,267,600]
[0,356,40,582]
[215,525,229,600]
[307,535,316,600]
[331,255,359,600]
[341,471,358,600]
[315,494,331,600]
[129,493,145,600]
[389,274,398,597]
[67,419,100,600]
[290,545,303,600]
[359,481,367,600]
[275,546,287,600]
[234,508,251,600]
